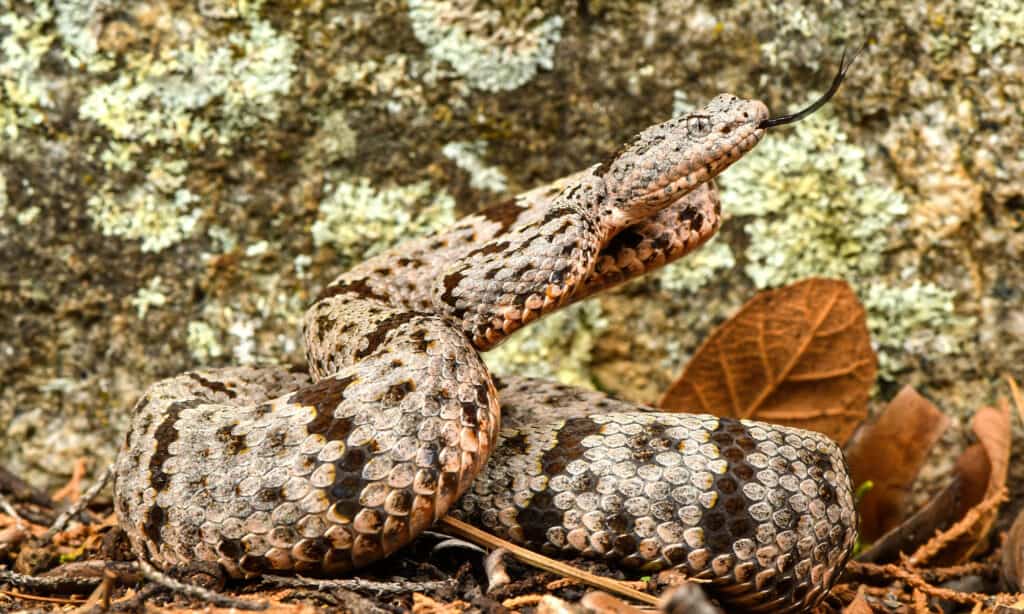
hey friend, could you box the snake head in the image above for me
[597,95,769,223]
[598,46,860,226]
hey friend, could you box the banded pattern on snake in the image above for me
[114,91,858,612]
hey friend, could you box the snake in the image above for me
[113,55,861,612]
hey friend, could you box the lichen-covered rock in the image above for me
[1,0,1021,501]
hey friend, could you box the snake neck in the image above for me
[304,95,771,364]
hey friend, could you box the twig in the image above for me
[0,464,52,508]
[412,591,469,613]
[70,568,116,614]
[546,576,649,591]
[846,561,1022,607]
[0,568,104,594]
[0,588,87,605]
[137,560,267,610]
[106,583,162,613]
[42,464,113,542]
[833,581,914,604]
[440,515,658,606]
[278,588,340,606]
[546,577,576,591]
[1007,374,1024,426]
[911,588,927,613]
[260,573,456,595]
[40,560,142,584]
[908,487,1008,566]
[918,561,995,583]
[0,492,26,529]
[502,594,543,608]
[52,458,90,503]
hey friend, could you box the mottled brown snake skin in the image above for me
[114,93,857,612]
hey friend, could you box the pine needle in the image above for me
[439,516,659,606]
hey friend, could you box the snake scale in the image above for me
[114,60,860,612]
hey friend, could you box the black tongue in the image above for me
[758,43,865,129]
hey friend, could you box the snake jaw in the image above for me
[647,122,767,211]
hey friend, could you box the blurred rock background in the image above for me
[1,1,1021,491]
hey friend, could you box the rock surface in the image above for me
[1,1,1021,502]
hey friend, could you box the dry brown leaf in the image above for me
[659,278,876,443]
[953,444,990,517]
[1002,507,1024,592]
[856,475,964,564]
[842,587,873,614]
[934,400,1012,565]
[974,401,1012,495]
[845,386,950,541]
[957,401,1011,559]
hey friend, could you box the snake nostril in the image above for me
[721,125,732,134]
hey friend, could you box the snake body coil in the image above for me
[114,94,857,612]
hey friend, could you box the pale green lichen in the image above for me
[6,407,110,484]
[229,319,258,364]
[0,171,8,217]
[305,111,358,166]
[407,1,563,92]
[207,225,239,252]
[188,269,307,368]
[187,320,224,363]
[0,4,56,139]
[6,2,292,146]
[196,0,268,20]
[312,177,456,267]
[969,0,1024,53]
[79,18,296,147]
[720,104,968,378]
[293,254,313,279]
[755,4,856,73]
[87,158,200,252]
[724,109,908,288]
[16,206,40,226]
[98,141,143,173]
[442,140,508,193]
[864,281,975,375]
[131,277,167,320]
[228,317,270,364]
[245,241,270,257]
[53,0,113,72]
[657,237,736,294]
[483,301,607,388]
[759,4,826,68]
[333,54,425,113]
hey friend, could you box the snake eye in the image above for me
[687,115,712,136]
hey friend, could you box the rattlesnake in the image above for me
[114,64,859,612]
